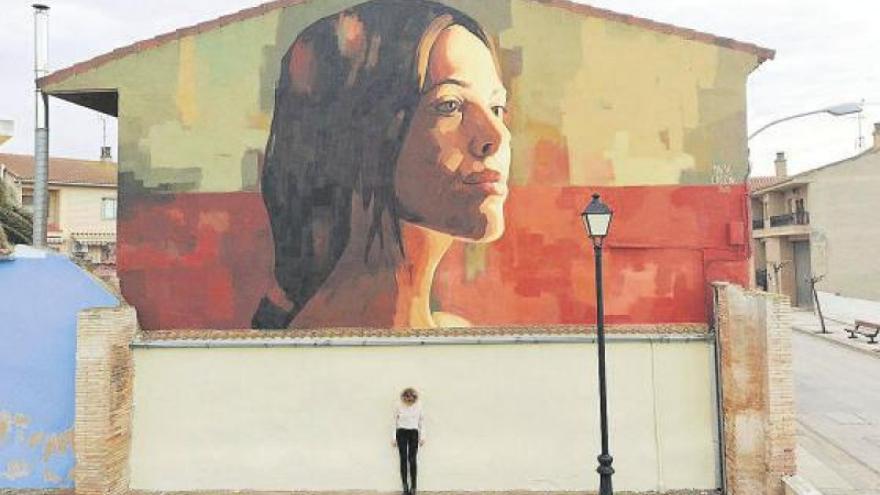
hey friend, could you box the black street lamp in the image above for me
[581,193,614,495]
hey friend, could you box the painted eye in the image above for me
[434,99,462,115]
[491,105,508,118]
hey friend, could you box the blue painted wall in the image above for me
[0,246,118,488]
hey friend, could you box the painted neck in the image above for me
[292,193,452,328]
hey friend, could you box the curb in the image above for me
[783,474,824,495]
[792,324,880,360]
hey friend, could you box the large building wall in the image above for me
[127,340,719,492]
[808,150,880,301]
[42,0,764,330]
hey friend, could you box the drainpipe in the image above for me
[32,4,50,248]
[711,287,728,494]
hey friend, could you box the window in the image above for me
[101,197,117,220]
[21,191,33,213]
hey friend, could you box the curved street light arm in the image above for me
[748,109,828,141]
[749,101,863,141]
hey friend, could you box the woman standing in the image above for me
[392,388,425,495]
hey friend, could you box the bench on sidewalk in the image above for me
[845,320,880,344]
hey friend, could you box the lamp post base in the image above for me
[597,453,614,495]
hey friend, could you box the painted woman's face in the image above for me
[394,25,511,243]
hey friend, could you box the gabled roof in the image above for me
[0,153,117,187]
[38,0,774,90]
[749,146,880,195]
[794,145,879,179]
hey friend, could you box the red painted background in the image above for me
[118,185,749,330]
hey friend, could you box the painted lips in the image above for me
[462,169,507,196]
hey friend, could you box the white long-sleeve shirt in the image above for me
[393,402,425,440]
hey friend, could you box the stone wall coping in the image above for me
[133,323,710,343]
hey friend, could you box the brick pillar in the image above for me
[714,282,796,495]
[75,306,138,495]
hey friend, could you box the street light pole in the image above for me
[581,193,614,495]
[594,239,613,495]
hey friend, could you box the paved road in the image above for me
[793,330,880,494]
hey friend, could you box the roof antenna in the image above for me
[98,117,112,161]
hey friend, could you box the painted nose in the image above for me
[468,107,506,159]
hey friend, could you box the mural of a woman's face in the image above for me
[394,25,511,243]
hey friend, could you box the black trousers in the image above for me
[396,428,419,492]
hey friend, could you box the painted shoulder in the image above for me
[432,311,471,327]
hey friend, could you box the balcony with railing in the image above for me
[769,211,810,227]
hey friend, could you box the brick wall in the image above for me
[714,282,796,495]
[75,306,137,495]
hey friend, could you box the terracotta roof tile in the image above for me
[38,0,774,89]
[135,322,710,340]
[0,153,117,186]
[748,176,787,191]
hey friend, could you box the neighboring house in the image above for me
[0,153,117,264]
[750,122,880,318]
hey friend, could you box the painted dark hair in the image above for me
[253,0,494,328]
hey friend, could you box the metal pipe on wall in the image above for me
[32,4,50,248]
[710,289,728,494]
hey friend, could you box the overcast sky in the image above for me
[1,0,878,177]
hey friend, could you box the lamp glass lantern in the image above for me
[581,193,613,246]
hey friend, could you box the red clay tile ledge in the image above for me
[38,0,773,90]
[134,323,710,342]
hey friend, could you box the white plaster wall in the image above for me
[808,151,880,301]
[129,341,719,492]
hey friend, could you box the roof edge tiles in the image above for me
[0,153,117,187]
[533,0,774,61]
[134,322,710,341]
[747,176,788,191]
[38,0,774,89]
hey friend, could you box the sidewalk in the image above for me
[790,309,880,358]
